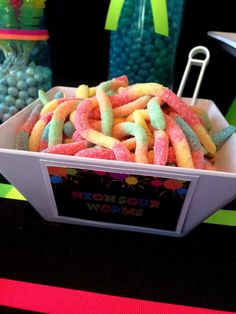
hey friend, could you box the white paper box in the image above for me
[0,87,236,237]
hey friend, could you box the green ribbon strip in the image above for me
[204,209,236,227]
[105,0,125,31]
[225,96,236,127]
[0,183,26,201]
[150,0,169,36]
[105,0,169,36]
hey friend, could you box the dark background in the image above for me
[44,0,236,115]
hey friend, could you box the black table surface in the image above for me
[1,172,236,313]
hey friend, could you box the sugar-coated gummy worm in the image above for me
[169,112,204,169]
[133,109,153,138]
[73,98,132,161]
[147,150,154,164]
[38,89,49,106]
[75,84,90,98]
[165,114,194,168]
[167,146,177,165]
[109,93,137,109]
[191,106,211,131]
[122,136,154,151]
[29,112,53,152]
[112,95,151,118]
[118,83,165,101]
[153,130,169,166]
[43,140,88,155]
[89,117,127,133]
[98,75,128,92]
[95,77,129,136]
[89,87,96,97]
[96,88,114,136]
[48,100,80,147]
[126,109,149,122]
[88,93,137,120]
[211,125,236,150]
[73,98,98,135]
[75,147,116,160]
[112,122,149,163]
[40,97,81,116]
[15,103,43,150]
[161,88,216,155]
[147,97,166,130]
[203,158,217,171]
[39,121,51,151]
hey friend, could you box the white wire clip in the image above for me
[177,46,210,106]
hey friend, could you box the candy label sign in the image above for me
[43,165,198,232]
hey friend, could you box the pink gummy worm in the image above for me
[73,98,98,134]
[113,95,151,118]
[169,112,205,169]
[112,142,133,162]
[98,76,128,92]
[72,98,132,162]
[52,100,79,120]
[41,111,53,123]
[43,140,88,155]
[153,130,169,166]
[88,93,136,120]
[160,88,201,126]
[112,122,149,163]
[167,147,177,165]
[20,103,43,133]
[191,150,205,169]
[161,89,216,155]
[75,147,116,160]
[113,75,129,85]
[165,114,194,169]
[40,97,81,116]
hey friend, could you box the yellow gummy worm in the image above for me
[122,137,154,151]
[70,110,76,124]
[89,87,96,97]
[119,83,165,100]
[75,84,90,98]
[29,120,47,152]
[133,110,154,138]
[126,109,150,122]
[40,99,61,116]
[112,95,151,118]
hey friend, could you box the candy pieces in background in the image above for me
[0,62,51,123]
[0,0,51,123]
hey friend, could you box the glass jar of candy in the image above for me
[0,0,52,123]
[107,0,185,87]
